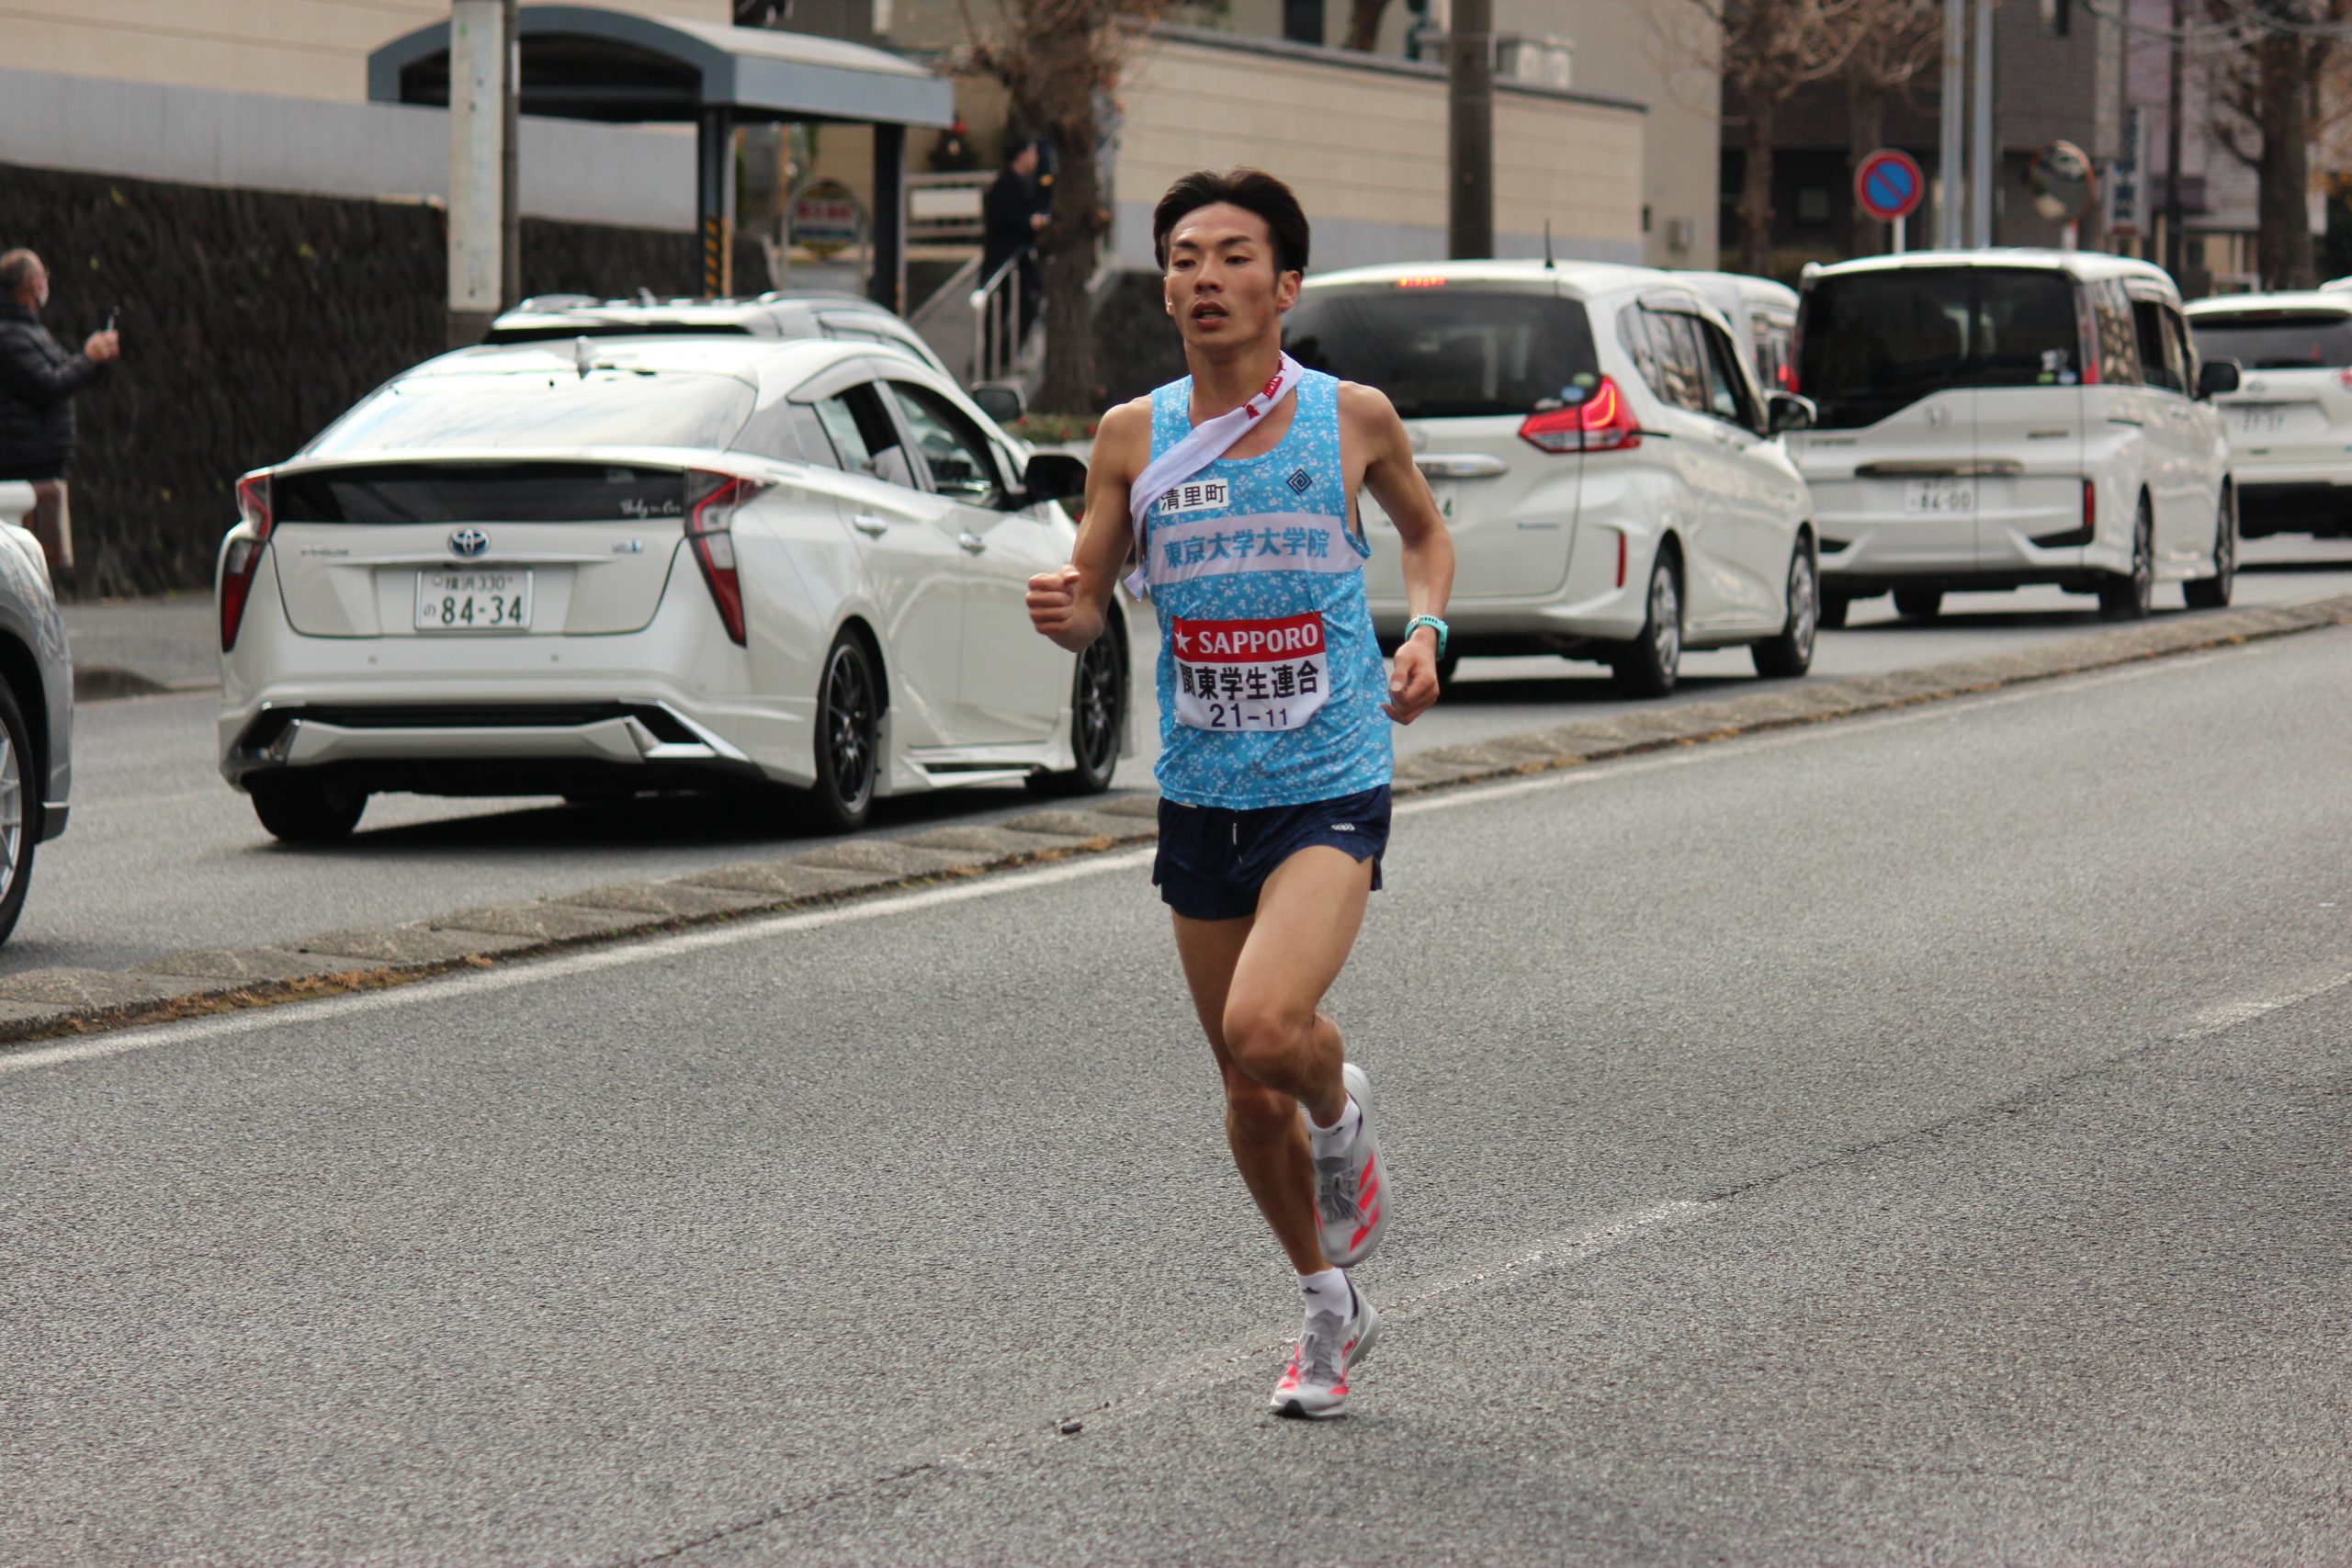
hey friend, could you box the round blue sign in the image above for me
[1855,150,1925,222]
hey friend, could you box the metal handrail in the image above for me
[969,247,1032,388]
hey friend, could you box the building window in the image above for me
[1283,0,1322,44]
[1796,186,1832,224]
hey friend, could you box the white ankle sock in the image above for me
[1306,1093,1362,1158]
[1298,1267,1351,1321]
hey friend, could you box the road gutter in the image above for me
[6,593,2346,1054]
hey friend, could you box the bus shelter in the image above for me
[368,5,955,309]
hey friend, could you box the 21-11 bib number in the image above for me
[1171,613,1329,732]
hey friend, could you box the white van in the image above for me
[1679,272,1801,394]
[1792,250,2240,623]
[2185,291,2352,539]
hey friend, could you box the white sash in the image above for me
[1123,354,1306,598]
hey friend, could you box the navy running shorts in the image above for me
[1152,784,1391,922]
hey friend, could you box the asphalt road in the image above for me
[15,537,2350,978]
[3,623,2346,1563]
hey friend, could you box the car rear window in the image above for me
[1797,267,2081,429]
[1283,287,1600,418]
[272,463,686,524]
[2188,313,2352,369]
[307,371,756,456]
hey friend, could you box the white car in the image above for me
[1284,260,1821,695]
[217,336,1121,840]
[1679,271,1800,395]
[2185,291,2352,539]
[1792,249,2240,624]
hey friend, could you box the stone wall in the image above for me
[0,164,763,596]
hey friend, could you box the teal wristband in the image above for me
[1403,615,1449,660]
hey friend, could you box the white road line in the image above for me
[1046,1201,1718,1425]
[0,637,2309,1079]
[0,853,1153,1080]
[2178,969,2352,1043]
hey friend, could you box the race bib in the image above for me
[1172,614,1330,732]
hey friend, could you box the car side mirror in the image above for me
[2196,357,2243,399]
[969,382,1023,424]
[1767,391,1817,434]
[1022,451,1088,502]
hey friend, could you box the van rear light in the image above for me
[2083,478,2096,535]
[221,471,273,651]
[2335,367,2352,390]
[684,469,767,646]
[1519,376,1640,453]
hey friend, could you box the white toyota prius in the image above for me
[217,336,1120,840]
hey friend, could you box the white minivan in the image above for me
[1284,260,1821,695]
[1792,250,2241,623]
[2185,291,2352,539]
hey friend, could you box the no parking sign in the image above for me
[1855,148,1924,251]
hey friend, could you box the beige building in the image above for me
[1108,28,1642,270]
[6,0,725,104]
[0,0,727,228]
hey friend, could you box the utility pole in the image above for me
[2164,0,2187,278]
[446,0,520,347]
[1940,0,1965,247]
[1970,0,1994,247]
[1448,0,1494,259]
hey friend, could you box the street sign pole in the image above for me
[1856,149,1926,257]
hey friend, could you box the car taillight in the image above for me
[684,469,767,646]
[1519,376,1640,454]
[2083,477,2096,535]
[2335,367,2352,390]
[221,471,272,652]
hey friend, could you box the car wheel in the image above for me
[1751,542,1817,679]
[250,773,367,843]
[2184,486,2236,609]
[1029,626,1125,796]
[2100,498,2155,619]
[0,682,39,945]
[1819,591,1850,630]
[1893,587,1942,619]
[808,630,881,832]
[1611,548,1681,698]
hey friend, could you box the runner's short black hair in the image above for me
[1152,169,1309,277]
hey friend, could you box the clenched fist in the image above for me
[1026,564,1101,652]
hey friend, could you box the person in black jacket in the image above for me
[1,248,118,581]
[980,138,1050,357]
[0,250,118,483]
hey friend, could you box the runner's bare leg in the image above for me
[1172,845,1374,1274]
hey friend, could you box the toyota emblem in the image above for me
[449,527,490,558]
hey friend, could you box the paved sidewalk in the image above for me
[3,592,2346,1057]
[63,594,218,699]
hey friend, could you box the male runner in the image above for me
[1025,169,1454,1418]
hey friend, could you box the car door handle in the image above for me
[1415,454,1508,479]
[956,531,987,554]
[851,514,888,537]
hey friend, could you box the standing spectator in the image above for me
[981,137,1050,359]
[0,249,118,581]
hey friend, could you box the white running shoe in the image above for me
[1315,1062,1389,1269]
[1271,1280,1381,1420]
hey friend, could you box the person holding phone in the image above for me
[0,249,118,579]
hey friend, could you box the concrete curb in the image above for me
[6,594,2345,1052]
[73,666,219,702]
